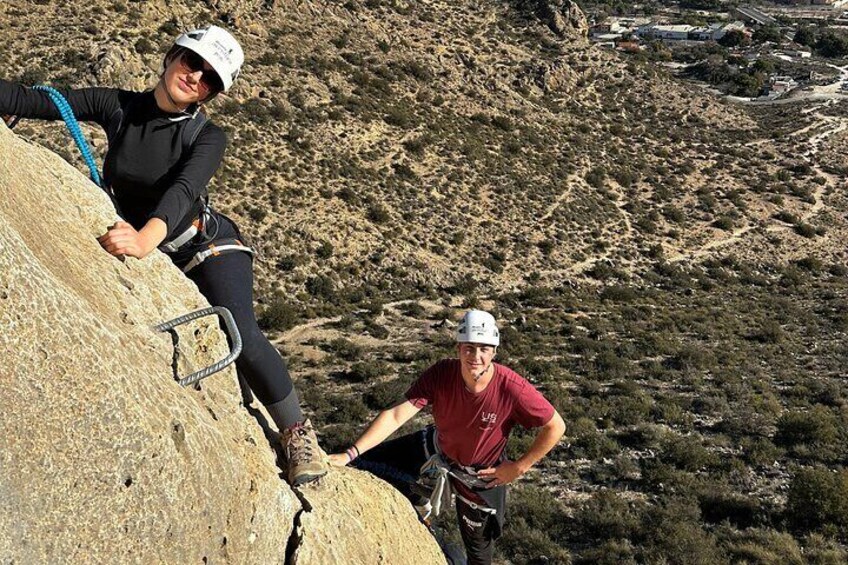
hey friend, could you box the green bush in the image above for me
[364,378,410,410]
[569,417,620,458]
[258,296,301,332]
[248,206,267,222]
[786,467,848,535]
[775,407,839,451]
[796,256,823,272]
[364,319,389,339]
[497,518,572,564]
[640,498,727,564]
[607,393,651,426]
[713,216,734,231]
[721,527,804,565]
[803,533,848,563]
[774,210,799,224]
[699,490,761,528]
[661,434,718,472]
[384,104,415,128]
[663,205,686,223]
[340,361,390,383]
[742,437,782,467]
[367,205,391,224]
[665,344,714,372]
[575,539,637,565]
[276,255,301,272]
[324,338,364,361]
[402,301,426,317]
[795,223,817,238]
[576,489,643,542]
[306,275,335,299]
[585,167,607,188]
[134,36,156,54]
[326,394,370,424]
[316,241,333,259]
[600,285,639,302]
[321,423,362,453]
[498,486,572,563]
[750,319,785,344]
[241,98,273,125]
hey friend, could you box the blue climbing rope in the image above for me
[32,86,103,187]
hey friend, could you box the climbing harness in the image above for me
[154,306,243,387]
[181,237,253,273]
[31,86,103,187]
[159,199,214,254]
[160,216,205,253]
[417,454,497,519]
[413,428,497,519]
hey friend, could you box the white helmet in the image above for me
[456,310,500,347]
[175,25,244,91]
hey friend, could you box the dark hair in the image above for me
[162,45,185,70]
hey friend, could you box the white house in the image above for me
[637,24,694,41]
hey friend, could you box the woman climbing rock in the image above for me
[0,25,328,486]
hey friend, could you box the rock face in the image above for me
[536,0,589,39]
[0,120,297,562]
[94,45,150,91]
[0,122,444,564]
[293,469,446,564]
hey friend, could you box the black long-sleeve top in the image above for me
[0,80,227,240]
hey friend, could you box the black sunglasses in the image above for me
[179,51,224,94]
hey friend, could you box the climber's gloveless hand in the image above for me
[97,220,164,259]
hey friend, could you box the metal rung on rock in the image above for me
[154,306,242,387]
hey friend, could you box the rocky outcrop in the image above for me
[292,469,445,563]
[94,45,150,91]
[0,122,444,563]
[201,0,275,26]
[536,0,589,39]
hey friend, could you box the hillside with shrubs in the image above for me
[3,0,848,562]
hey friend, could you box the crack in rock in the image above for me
[284,489,313,565]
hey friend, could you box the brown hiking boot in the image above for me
[281,418,328,486]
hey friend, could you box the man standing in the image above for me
[330,310,566,564]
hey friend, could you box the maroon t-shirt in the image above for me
[405,359,555,468]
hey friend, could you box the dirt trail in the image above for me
[539,173,580,222]
[667,225,756,263]
[798,106,844,220]
[270,299,429,351]
[670,103,846,263]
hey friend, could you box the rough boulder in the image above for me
[536,0,589,39]
[0,121,444,564]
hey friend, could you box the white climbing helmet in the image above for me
[456,310,500,347]
[175,25,244,91]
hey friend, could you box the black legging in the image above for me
[184,248,302,426]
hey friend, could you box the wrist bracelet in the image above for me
[346,447,358,462]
